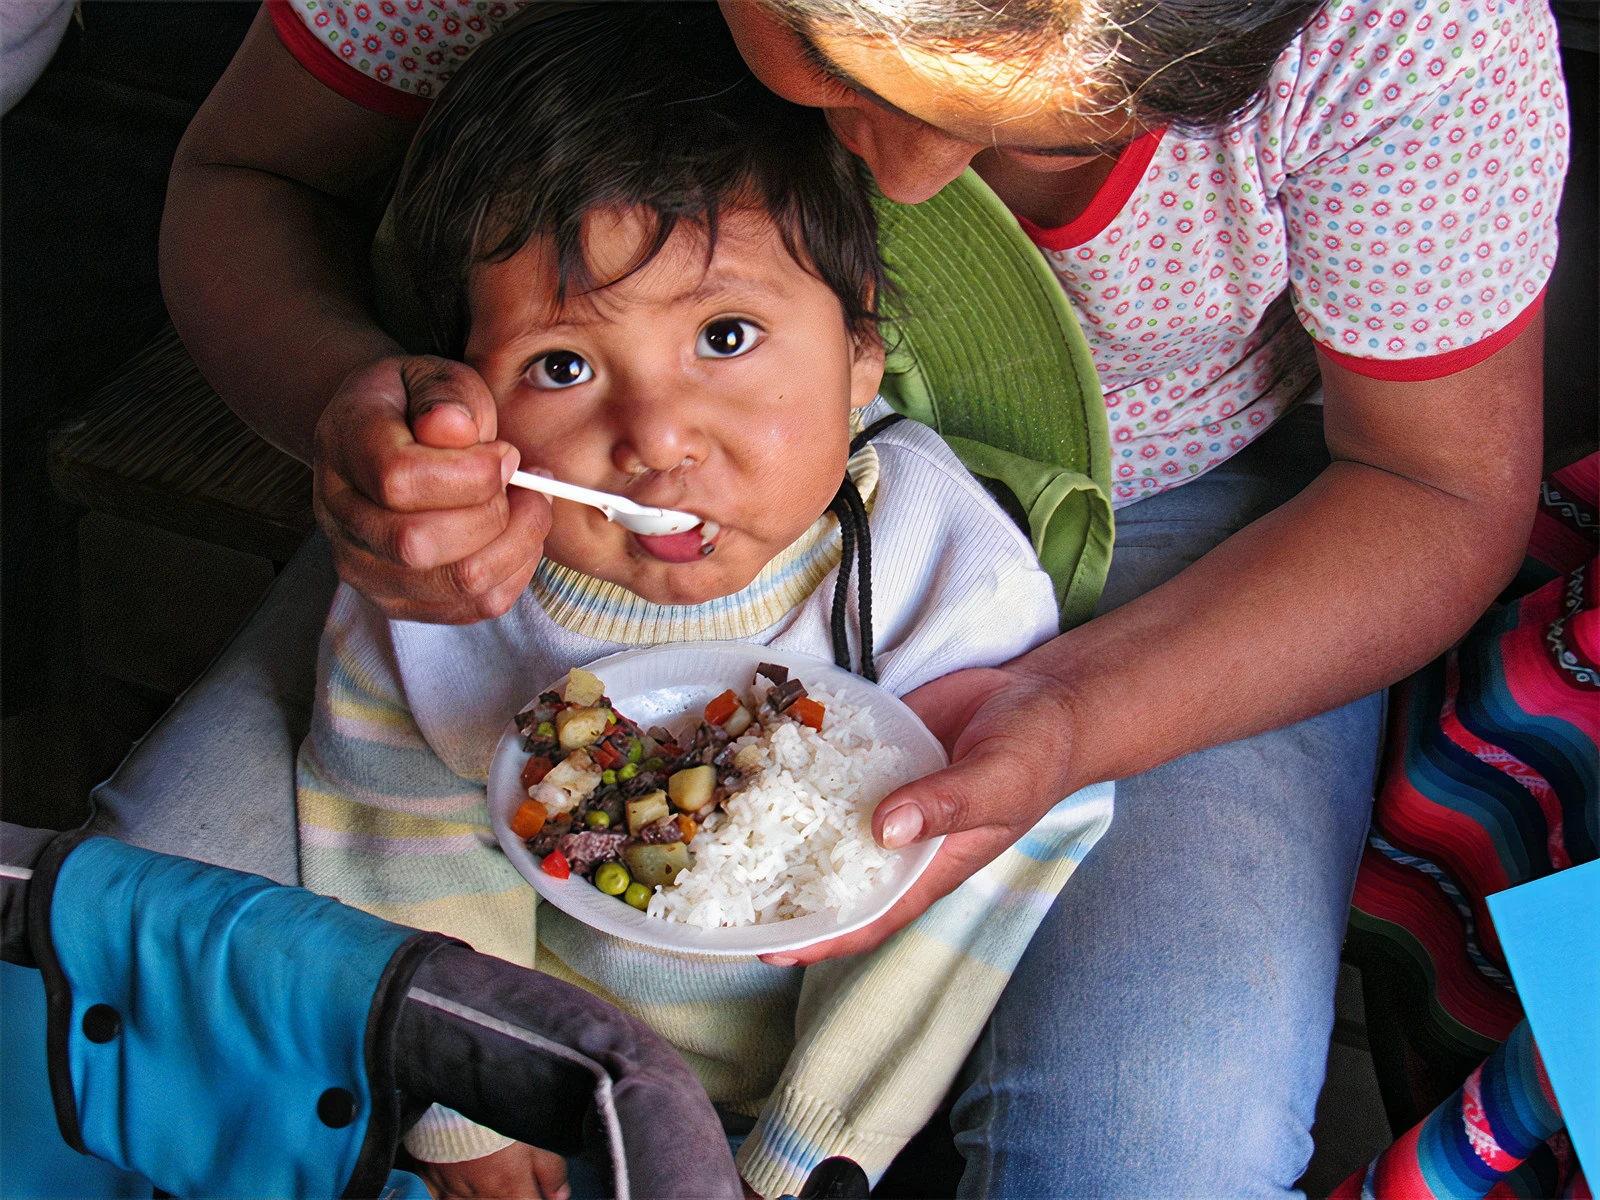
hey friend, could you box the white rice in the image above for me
[646,686,902,928]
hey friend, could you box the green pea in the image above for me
[623,882,652,910]
[600,769,617,785]
[594,863,630,895]
[618,763,638,781]
[535,721,555,738]
[584,810,611,829]
[642,757,665,772]
[627,739,644,763]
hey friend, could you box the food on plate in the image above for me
[511,662,902,928]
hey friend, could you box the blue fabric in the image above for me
[952,405,1383,1198]
[49,837,416,1199]
[0,962,151,1199]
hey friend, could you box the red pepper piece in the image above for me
[541,850,571,879]
[704,689,740,726]
[790,696,826,731]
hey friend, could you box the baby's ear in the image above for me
[848,327,886,409]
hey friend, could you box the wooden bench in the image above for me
[47,325,314,564]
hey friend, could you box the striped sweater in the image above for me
[297,406,1114,1196]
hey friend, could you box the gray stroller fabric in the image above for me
[397,944,745,1200]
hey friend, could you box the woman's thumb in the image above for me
[873,739,1020,848]
[401,357,497,450]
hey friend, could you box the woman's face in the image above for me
[717,0,1142,203]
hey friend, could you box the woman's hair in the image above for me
[393,2,888,358]
[772,0,1322,135]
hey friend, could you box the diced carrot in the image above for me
[591,743,622,770]
[510,800,547,840]
[790,696,826,731]
[675,813,698,843]
[520,756,553,788]
[704,689,740,726]
[541,851,570,879]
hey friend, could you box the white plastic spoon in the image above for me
[508,470,702,536]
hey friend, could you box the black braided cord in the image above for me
[828,413,904,681]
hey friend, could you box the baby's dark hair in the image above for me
[393,2,888,358]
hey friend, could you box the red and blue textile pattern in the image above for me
[1332,1021,1570,1199]
[1344,454,1596,1196]
[1351,455,1597,1055]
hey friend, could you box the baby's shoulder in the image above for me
[864,410,1038,562]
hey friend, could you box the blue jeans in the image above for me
[951,404,1380,1197]
[87,407,1378,1197]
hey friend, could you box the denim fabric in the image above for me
[951,404,1382,1197]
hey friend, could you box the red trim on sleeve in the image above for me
[1012,129,1166,252]
[266,0,431,121]
[1316,292,1545,382]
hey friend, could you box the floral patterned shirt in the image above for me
[269,0,1569,505]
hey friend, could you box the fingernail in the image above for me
[500,446,518,486]
[881,806,924,848]
[763,955,797,967]
[417,400,474,422]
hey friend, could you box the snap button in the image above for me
[317,1087,357,1129]
[82,1004,121,1044]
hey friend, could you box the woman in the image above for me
[143,0,1566,1194]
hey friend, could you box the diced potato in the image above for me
[544,751,601,801]
[667,764,716,812]
[722,704,754,737]
[625,789,670,835]
[733,745,765,772]
[624,841,690,888]
[563,668,606,707]
[556,705,612,751]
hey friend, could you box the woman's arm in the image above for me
[774,314,1545,965]
[160,7,548,621]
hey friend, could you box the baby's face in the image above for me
[467,208,882,607]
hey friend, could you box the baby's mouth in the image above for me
[634,520,722,563]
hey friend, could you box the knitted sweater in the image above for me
[296,405,1114,1196]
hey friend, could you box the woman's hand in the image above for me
[761,664,1079,966]
[416,1141,570,1199]
[313,354,552,623]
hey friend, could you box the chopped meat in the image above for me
[766,679,806,714]
[527,813,574,859]
[555,831,629,875]
[756,663,789,686]
[637,816,682,845]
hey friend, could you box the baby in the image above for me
[297,5,1109,1197]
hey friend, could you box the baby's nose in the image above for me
[611,395,710,478]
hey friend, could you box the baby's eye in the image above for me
[696,318,761,359]
[528,350,593,389]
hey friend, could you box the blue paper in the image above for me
[1487,860,1600,1175]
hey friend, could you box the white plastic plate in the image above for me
[488,641,947,956]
